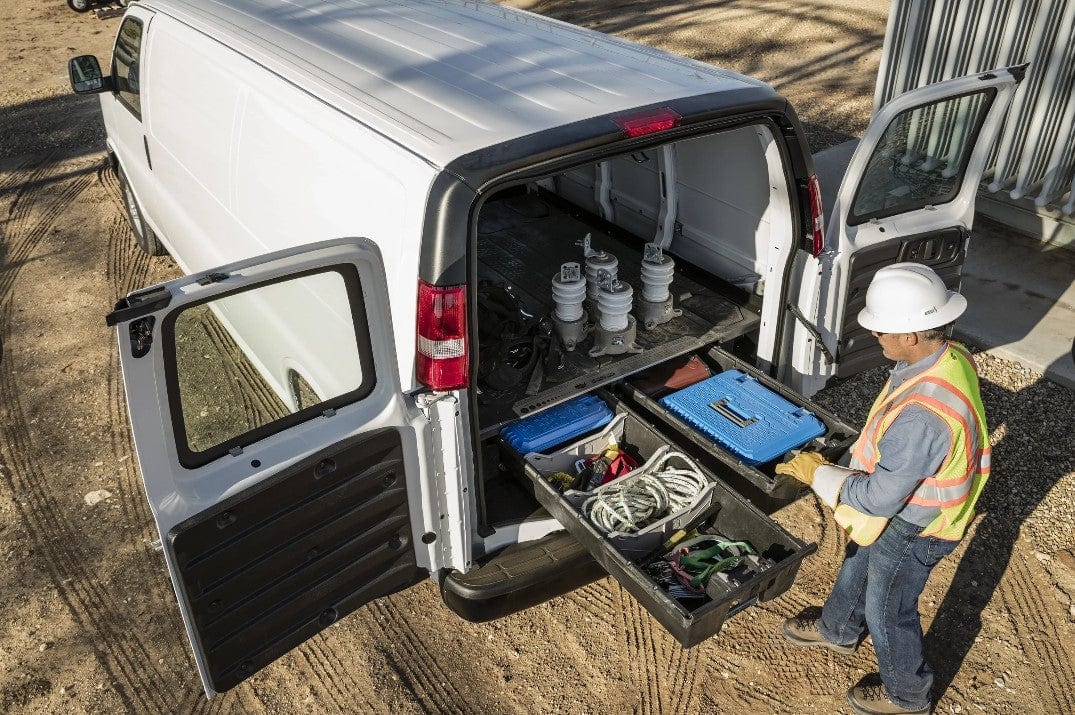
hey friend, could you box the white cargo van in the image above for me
[69,0,1021,697]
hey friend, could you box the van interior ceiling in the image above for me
[473,122,799,524]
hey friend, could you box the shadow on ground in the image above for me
[0,93,106,161]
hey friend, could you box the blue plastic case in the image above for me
[659,370,826,465]
[502,395,614,454]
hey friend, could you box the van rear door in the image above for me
[788,66,1024,393]
[108,238,429,697]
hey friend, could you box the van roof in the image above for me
[142,0,775,167]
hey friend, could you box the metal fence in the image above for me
[875,0,1075,215]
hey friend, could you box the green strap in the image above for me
[679,540,755,588]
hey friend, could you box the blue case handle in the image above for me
[708,398,757,428]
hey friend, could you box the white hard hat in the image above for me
[857,262,966,333]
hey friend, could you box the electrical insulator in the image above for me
[595,270,633,332]
[550,262,588,351]
[641,243,675,303]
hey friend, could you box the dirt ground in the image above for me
[2,1,1075,714]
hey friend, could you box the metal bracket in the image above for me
[106,286,171,327]
[786,302,835,364]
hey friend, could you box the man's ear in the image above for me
[905,332,922,346]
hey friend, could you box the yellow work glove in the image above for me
[774,451,828,486]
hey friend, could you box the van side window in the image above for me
[112,17,144,119]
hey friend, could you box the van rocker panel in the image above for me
[168,428,423,693]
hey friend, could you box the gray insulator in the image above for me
[640,244,675,303]
[596,274,633,332]
[551,262,586,322]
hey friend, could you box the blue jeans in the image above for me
[819,516,959,711]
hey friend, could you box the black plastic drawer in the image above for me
[501,395,816,646]
[620,346,859,499]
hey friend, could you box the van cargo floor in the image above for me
[476,193,761,433]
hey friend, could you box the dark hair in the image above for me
[918,322,954,342]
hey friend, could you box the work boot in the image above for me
[846,673,930,715]
[780,606,858,654]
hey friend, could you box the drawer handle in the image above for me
[709,398,757,428]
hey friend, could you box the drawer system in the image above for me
[501,394,816,645]
[495,346,858,645]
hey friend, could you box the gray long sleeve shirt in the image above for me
[838,344,950,527]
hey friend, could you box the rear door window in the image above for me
[112,17,144,119]
[848,90,995,225]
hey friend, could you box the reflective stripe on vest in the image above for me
[840,343,989,543]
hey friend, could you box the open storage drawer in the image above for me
[620,346,859,498]
[500,394,817,646]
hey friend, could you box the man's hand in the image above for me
[775,451,828,486]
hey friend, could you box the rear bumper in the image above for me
[440,530,605,622]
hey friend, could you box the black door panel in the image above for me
[168,428,422,693]
[836,228,967,378]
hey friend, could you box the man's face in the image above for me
[872,330,910,362]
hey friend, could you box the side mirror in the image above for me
[68,55,112,94]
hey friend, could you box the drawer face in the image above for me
[503,397,817,646]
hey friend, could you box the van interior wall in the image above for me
[474,124,785,437]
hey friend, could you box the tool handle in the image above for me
[709,398,757,428]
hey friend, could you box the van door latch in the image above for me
[786,302,835,364]
[129,316,155,359]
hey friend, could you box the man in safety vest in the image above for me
[776,263,990,715]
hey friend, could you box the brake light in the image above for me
[416,280,468,391]
[611,108,682,138]
[807,173,825,256]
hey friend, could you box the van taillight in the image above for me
[807,173,825,256]
[416,280,468,391]
[611,108,682,138]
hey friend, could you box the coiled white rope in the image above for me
[583,451,709,534]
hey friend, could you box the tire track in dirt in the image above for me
[2,159,237,713]
[611,580,704,715]
[0,156,89,302]
[1001,554,1075,713]
[0,156,196,711]
[365,598,479,714]
[303,630,385,714]
[566,578,620,628]
[293,637,363,714]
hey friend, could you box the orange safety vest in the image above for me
[834,342,991,545]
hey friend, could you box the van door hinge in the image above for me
[786,302,835,364]
[416,393,472,572]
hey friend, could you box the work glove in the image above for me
[774,451,828,486]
